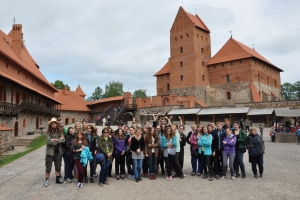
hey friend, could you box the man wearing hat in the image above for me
[44,117,65,187]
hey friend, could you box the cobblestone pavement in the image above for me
[0,127,299,200]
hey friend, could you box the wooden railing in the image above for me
[112,104,137,124]
[91,104,112,114]
[0,101,19,113]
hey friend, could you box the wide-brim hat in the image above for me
[48,117,58,125]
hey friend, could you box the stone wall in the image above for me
[0,130,13,154]
[60,111,91,124]
[235,100,300,109]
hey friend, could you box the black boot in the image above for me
[56,176,64,184]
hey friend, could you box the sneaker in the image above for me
[202,174,208,179]
[231,176,235,180]
[131,175,135,180]
[136,179,139,183]
[242,174,246,178]
[209,176,214,181]
[197,173,201,176]
[166,176,170,180]
[191,172,196,176]
[84,177,88,183]
[235,173,240,178]
[138,177,142,181]
[169,176,172,181]
[93,173,98,177]
[116,175,120,180]
[66,178,72,183]
[44,180,49,187]
[128,175,132,179]
[79,183,83,188]
[120,175,124,179]
[150,175,153,180]
[153,175,156,180]
[259,174,263,178]
[75,182,80,187]
[215,175,220,179]
[254,174,258,178]
[221,176,225,180]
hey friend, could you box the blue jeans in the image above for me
[192,154,203,173]
[99,158,109,184]
[149,154,157,175]
[64,153,74,180]
[133,159,143,179]
[234,152,245,174]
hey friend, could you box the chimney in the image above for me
[63,87,68,95]
[10,24,23,60]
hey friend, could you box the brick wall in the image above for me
[60,111,91,124]
[0,130,13,154]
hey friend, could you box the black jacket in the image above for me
[212,129,226,151]
[186,131,193,145]
[130,136,145,152]
[180,133,187,151]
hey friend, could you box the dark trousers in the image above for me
[75,159,86,183]
[64,153,74,180]
[201,154,213,176]
[213,150,223,175]
[246,126,250,133]
[165,154,175,176]
[179,149,184,170]
[174,152,182,175]
[107,155,114,176]
[149,154,157,175]
[234,152,245,175]
[251,155,264,175]
[115,154,125,175]
[157,149,164,174]
[126,154,133,176]
[143,156,149,174]
[192,154,203,173]
[84,156,95,178]
[271,135,276,142]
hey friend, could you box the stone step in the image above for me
[13,138,33,146]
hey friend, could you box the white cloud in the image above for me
[1,0,299,97]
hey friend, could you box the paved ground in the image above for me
[0,127,299,200]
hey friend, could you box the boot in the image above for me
[56,176,64,184]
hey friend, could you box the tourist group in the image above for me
[43,115,265,188]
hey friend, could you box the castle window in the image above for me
[175,37,177,41]
[267,77,269,84]
[197,34,199,37]
[226,75,230,83]
[180,47,183,53]
[202,75,205,81]
[206,37,208,41]
[186,34,189,37]
[23,119,26,128]
[227,92,231,100]
[240,59,243,64]
[201,48,204,53]
[231,61,234,66]
[202,62,204,66]
[222,63,225,67]
[180,61,183,67]
[180,35,183,39]
[167,83,170,90]
[180,75,184,81]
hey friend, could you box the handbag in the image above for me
[95,152,105,164]
[191,149,198,158]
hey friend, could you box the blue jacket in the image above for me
[198,133,212,155]
[296,129,300,136]
[80,147,94,167]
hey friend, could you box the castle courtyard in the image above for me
[0,127,299,200]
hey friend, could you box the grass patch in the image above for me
[0,135,46,167]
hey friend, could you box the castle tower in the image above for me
[9,24,24,60]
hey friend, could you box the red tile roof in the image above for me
[55,88,90,111]
[181,7,210,33]
[251,85,261,103]
[195,99,206,107]
[154,61,170,76]
[271,92,279,98]
[207,38,283,72]
[0,29,58,92]
[87,96,124,105]
[75,85,86,97]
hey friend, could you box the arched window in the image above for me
[180,47,183,53]
[226,74,230,83]
[202,75,205,81]
[201,48,204,53]
[180,75,184,81]
[180,61,183,67]
[175,37,177,41]
[227,92,231,100]
[167,83,170,91]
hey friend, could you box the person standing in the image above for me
[245,119,251,133]
[198,126,214,181]
[144,127,160,180]
[178,125,187,172]
[71,131,87,188]
[98,128,114,187]
[190,124,203,176]
[162,127,176,181]
[296,126,300,145]
[85,125,98,183]
[44,118,65,187]
[259,124,264,136]
[64,127,76,183]
[102,117,106,127]
[113,128,126,180]
[186,124,196,169]
[212,122,226,177]
[157,124,166,175]
[233,122,247,178]
[131,128,145,182]
[222,128,236,180]
[125,127,135,179]
[172,125,184,179]
[246,127,265,178]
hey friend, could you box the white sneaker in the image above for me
[131,175,135,180]
[44,180,49,187]
[128,175,132,179]
[75,182,80,187]
[166,176,169,180]
[79,183,83,188]
[231,176,235,180]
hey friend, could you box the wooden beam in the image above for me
[266,115,269,127]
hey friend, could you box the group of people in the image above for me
[44,115,266,188]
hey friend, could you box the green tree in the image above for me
[51,80,70,90]
[87,86,103,101]
[281,82,296,100]
[102,81,123,98]
[133,89,147,98]
[294,81,300,100]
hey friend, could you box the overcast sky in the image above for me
[1,0,299,98]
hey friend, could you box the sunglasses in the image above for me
[103,131,109,133]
